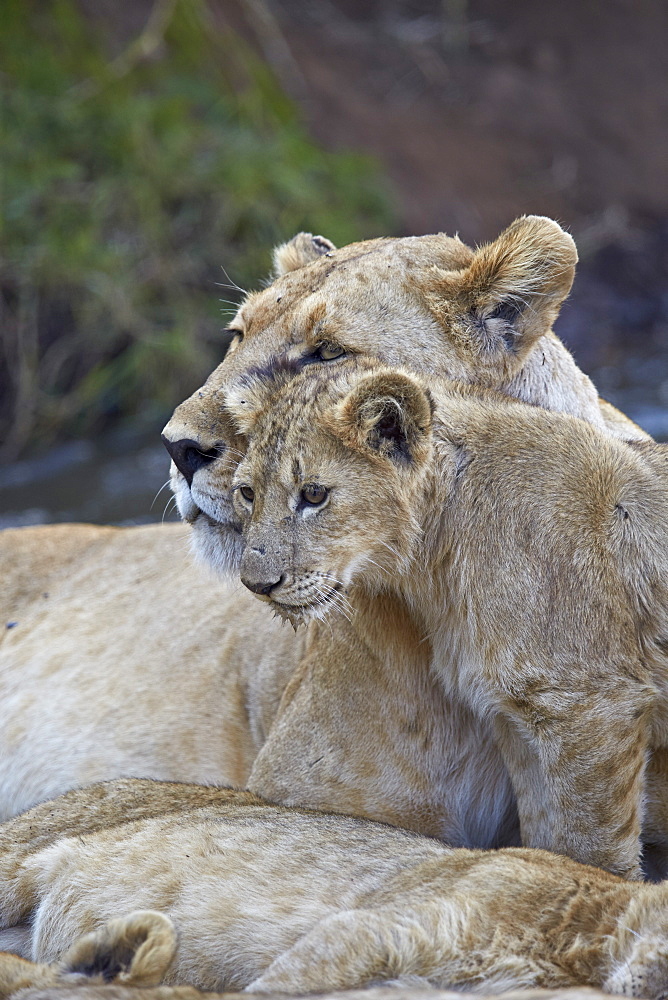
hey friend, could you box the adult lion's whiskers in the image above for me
[151,480,172,511]
[218,264,247,296]
[161,495,178,523]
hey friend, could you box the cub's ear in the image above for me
[425,216,577,369]
[329,371,433,466]
[272,232,336,277]
[58,910,176,987]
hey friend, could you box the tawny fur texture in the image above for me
[0,521,518,850]
[0,525,302,819]
[2,781,668,998]
[0,218,650,836]
[0,909,176,998]
[0,991,622,1000]
[222,360,668,881]
[164,216,647,579]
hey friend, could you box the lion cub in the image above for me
[2,779,668,997]
[225,360,668,882]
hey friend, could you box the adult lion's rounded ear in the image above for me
[424,216,577,366]
[329,370,433,466]
[272,232,336,277]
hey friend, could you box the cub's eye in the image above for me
[301,484,328,506]
[315,342,345,361]
[239,485,255,502]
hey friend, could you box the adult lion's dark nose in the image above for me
[161,436,219,486]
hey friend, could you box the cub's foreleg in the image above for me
[0,851,39,930]
[493,681,653,880]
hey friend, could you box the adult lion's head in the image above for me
[161,216,612,576]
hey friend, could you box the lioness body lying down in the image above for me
[0,218,651,836]
[0,524,303,819]
[0,522,514,848]
[2,779,668,998]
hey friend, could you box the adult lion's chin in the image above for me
[189,511,247,579]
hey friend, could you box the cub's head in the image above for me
[228,362,435,625]
[163,216,581,576]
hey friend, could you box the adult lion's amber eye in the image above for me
[301,484,328,506]
[240,485,255,502]
[316,342,344,361]
[225,329,244,355]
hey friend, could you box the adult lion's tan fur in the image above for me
[4,779,668,997]
[0,523,514,847]
[0,525,302,819]
[0,217,651,837]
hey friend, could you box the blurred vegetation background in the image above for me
[1,0,393,463]
[2,0,667,526]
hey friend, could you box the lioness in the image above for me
[216,358,668,880]
[0,218,648,830]
[164,216,646,577]
[2,779,668,998]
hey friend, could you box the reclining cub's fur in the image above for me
[0,909,176,996]
[0,218,650,837]
[226,360,668,880]
[0,987,629,1000]
[3,778,668,997]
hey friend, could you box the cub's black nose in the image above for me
[161,436,219,486]
[241,574,285,597]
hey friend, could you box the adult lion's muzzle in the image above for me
[160,434,220,486]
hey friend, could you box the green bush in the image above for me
[1,0,394,459]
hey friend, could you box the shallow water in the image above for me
[0,430,179,531]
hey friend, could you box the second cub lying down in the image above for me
[2,779,668,997]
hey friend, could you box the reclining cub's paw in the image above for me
[57,909,177,987]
